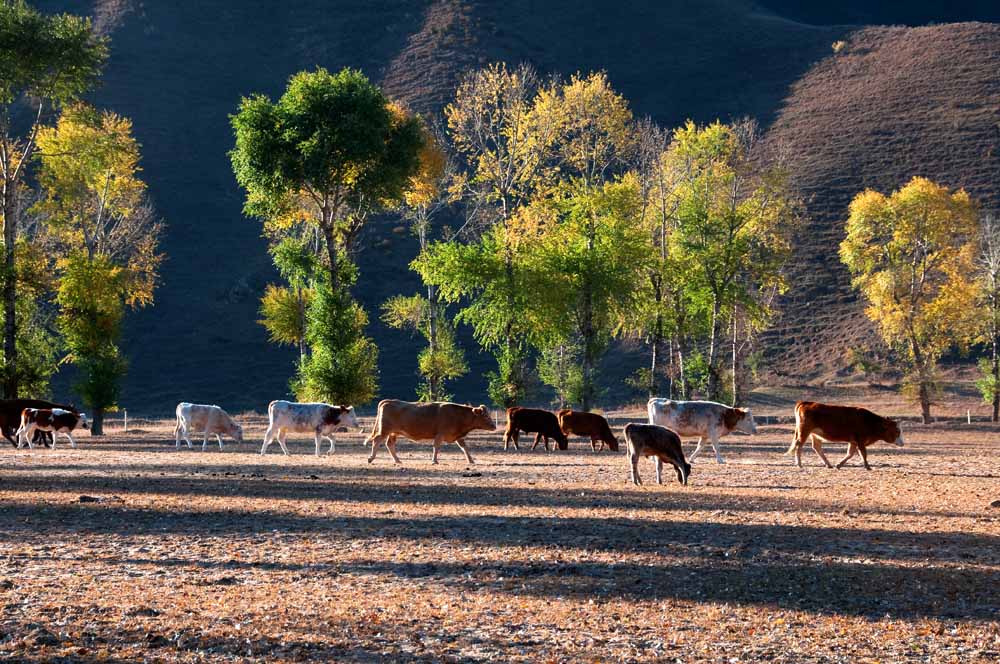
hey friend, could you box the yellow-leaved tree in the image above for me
[840,176,980,423]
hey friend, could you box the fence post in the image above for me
[124,408,128,433]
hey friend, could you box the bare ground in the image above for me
[0,413,998,662]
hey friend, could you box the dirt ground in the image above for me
[0,411,998,663]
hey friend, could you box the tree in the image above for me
[384,125,467,401]
[974,212,1000,421]
[661,119,796,402]
[231,67,423,403]
[431,62,560,405]
[523,176,650,410]
[841,177,980,423]
[35,105,161,434]
[258,236,320,363]
[0,1,106,397]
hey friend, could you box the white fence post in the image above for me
[123,408,128,433]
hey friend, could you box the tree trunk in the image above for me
[321,214,339,293]
[649,275,663,398]
[297,286,306,362]
[91,407,105,436]
[706,295,722,401]
[909,334,932,424]
[2,179,17,399]
[992,325,999,423]
[675,335,689,400]
[731,314,738,406]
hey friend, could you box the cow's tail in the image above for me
[363,400,387,445]
[785,403,804,455]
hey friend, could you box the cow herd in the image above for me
[0,394,907,484]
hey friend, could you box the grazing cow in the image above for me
[16,408,88,449]
[787,401,903,470]
[366,400,495,465]
[557,410,619,452]
[261,401,359,456]
[647,398,756,464]
[503,407,567,451]
[624,423,691,486]
[174,402,244,451]
[0,399,77,447]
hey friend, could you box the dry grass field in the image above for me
[1,410,998,662]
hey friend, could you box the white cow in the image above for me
[261,400,359,456]
[174,403,243,450]
[647,398,757,464]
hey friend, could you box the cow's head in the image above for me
[231,422,244,445]
[339,405,360,431]
[724,407,757,435]
[78,413,89,430]
[883,418,904,447]
[678,461,691,486]
[472,405,495,431]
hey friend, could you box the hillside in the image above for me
[763,23,1000,375]
[31,1,1000,413]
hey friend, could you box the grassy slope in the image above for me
[31,1,1000,413]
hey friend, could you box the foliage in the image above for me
[382,294,467,402]
[293,284,378,405]
[841,176,980,422]
[0,1,107,397]
[537,343,585,407]
[974,357,997,405]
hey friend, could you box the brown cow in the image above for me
[787,401,903,470]
[0,399,77,447]
[624,423,690,486]
[503,407,568,451]
[557,409,619,451]
[16,408,88,449]
[366,400,495,465]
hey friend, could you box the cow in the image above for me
[557,410,619,452]
[624,423,691,486]
[174,402,244,451]
[0,399,77,447]
[366,400,495,465]
[15,408,88,449]
[503,407,567,451]
[647,398,756,464]
[261,400,359,456]
[787,401,904,470]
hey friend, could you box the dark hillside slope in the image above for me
[30,1,1000,413]
[763,23,1000,375]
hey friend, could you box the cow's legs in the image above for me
[858,444,871,470]
[689,438,705,462]
[503,427,517,451]
[276,430,289,456]
[314,429,322,457]
[629,451,642,485]
[366,434,382,463]
[174,421,183,449]
[835,442,859,469]
[326,434,336,455]
[709,428,725,464]
[455,437,475,465]
[386,435,402,464]
[590,435,600,452]
[673,462,685,485]
[65,432,76,449]
[202,430,209,451]
[261,425,276,455]
[216,433,224,449]
[811,435,834,468]
[16,424,35,449]
[654,457,664,485]
[431,436,442,464]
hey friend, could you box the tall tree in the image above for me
[662,119,796,402]
[0,1,106,397]
[231,67,423,403]
[35,105,161,433]
[976,212,1000,421]
[384,125,467,401]
[841,177,980,423]
[432,62,560,406]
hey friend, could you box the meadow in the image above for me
[1,405,997,662]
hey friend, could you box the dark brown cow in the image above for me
[0,399,78,447]
[787,401,904,470]
[366,400,495,465]
[624,423,690,486]
[557,409,619,452]
[16,408,88,449]
[503,407,568,451]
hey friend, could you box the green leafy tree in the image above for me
[976,212,1000,421]
[231,67,423,403]
[258,236,320,363]
[0,1,106,397]
[35,105,161,434]
[523,176,650,410]
[661,119,796,402]
[382,294,467,401]
[385,126,467,401]
[841,176,980,423]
